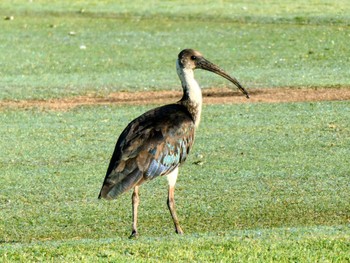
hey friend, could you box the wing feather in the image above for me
[99,104,195,199]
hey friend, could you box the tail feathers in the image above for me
[99,169,143,200]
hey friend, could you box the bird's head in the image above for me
[177,49,249,98]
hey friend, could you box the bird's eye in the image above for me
[190,55,197,60]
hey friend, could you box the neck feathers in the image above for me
[176,60,202,127]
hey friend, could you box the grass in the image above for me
[1,226,349,262]
[1,0,350,99]
[0,102,349,261]
[1,0,350,261]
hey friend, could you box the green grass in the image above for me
[1,0,350,99]
[1,102,349,261]
[1,1,350,261]
[1,226,349,262]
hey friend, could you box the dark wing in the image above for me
[98,104,195,200]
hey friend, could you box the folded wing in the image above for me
[98,104,195,199]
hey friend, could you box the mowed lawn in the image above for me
[1,0,350,262]
[1,0,350,99]
[1,102,349,261]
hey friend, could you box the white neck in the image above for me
[176,60,202,127]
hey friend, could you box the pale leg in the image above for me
[166,168,184,234]
[130,186,139,238]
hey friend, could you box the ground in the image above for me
[1,87,350,110]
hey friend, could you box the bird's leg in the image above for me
[166,168,183,234]
[130,186,140,238]
[167,185,184,235]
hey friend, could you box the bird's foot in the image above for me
[129,230,138,239]
[176,227,184,235]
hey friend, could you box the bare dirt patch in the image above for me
[1,87,349,110]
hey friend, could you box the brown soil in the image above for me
[1,87,350,110]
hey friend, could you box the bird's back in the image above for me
[99,103,196,199]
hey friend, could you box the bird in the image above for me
[98,49,249,238]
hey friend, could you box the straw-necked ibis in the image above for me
[98,49,249,238]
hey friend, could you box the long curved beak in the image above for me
[196,58,250,99]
